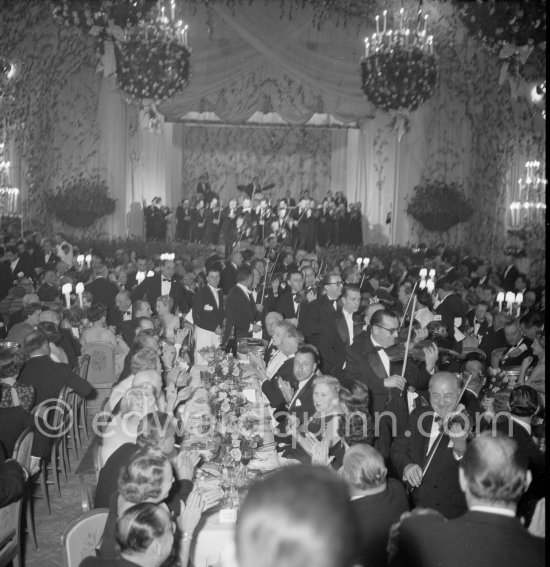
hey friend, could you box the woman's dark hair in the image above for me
[0,348,25,379]
[115,502,171,554]
[36,321,62,345]
[509,385,539,417]
[338,381,375,445]
[87,303,107,323]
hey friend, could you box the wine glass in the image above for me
[241,449,252,477]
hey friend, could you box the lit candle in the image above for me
[161,6,165,21]
[426,279,435,293]
[136,271,146,285]
[363,258,370,267]
[505,291,515,314]
[77,254,84,268]
[496,291,505,312]
[85,254,92,266]
[75,282,84,307]
[62,283,72,308]
[405,28,410,46]
[364,38,369,58]
[383,10,387,33]
[419,268,427,278]
[423,13,428,34]
[375,15,379,34]
[184,24,188,47]
[419,279,426,290]
[171,0,175,20]
[399,7,404,30]
[515,292,523,317]
[429,268,436,278]
[356,257,363,266]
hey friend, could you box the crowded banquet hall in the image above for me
[0,0,546,566]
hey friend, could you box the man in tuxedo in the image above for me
[395,434,544,567]
[390,372,468,519]
[499,319,533,368]
[466,299,490,341]
[276,270,304,325]
[298,272,346,375]
[345,309,436,459]
[108,291,133,333]
[263,311,284,363]
[5,245,33,279]
[434,277,467,351]
[500,252,521,292]
[336,284,362,348]
[131,259,190,316]
[478,309,510,361]
[221,266,260,345]
[85,263,119,319]
[192,266,224,364]
[220,251,243,295]
[39,238,60,272]
[37,269,60,302]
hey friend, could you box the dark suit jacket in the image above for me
[478,326,508,361]
[42,251,60,271]
[220,263,238,295]
[298,295,346,375]
[222,285,257,344]
[335,310,362,347]
[0,453,25,508]
[435,293,467,351]
[131,273,190,315]
[466,311,489,338]
[276,290,299,319]
[396,510,545,567]
[85,277,119,315]
[10,257,34,279]
[500,263,521,292]
[390,406,467,519]
[0,407,33,458]
[192,285,224,332]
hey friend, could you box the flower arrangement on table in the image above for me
[45,172,116,228]
[406,180,473,233]
[360,8,437,112]
[218,410,263,462]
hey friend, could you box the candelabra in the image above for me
[509,160,547,228]
[360,8,437,112]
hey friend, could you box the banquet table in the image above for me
[185,362,284,567]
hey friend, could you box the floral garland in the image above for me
[45,172,116,228]
[360,46,437,112]
[406,181,473,233]
[113,19,191,104]
[455,0,546,50]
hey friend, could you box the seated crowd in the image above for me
[0,230,545,566]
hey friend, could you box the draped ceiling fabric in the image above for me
[159,2,373,124]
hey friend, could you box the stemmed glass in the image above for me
[241,449,252,478]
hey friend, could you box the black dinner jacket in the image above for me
[276,289,299,319]
[435,293,467,350]
[500,263,521,292]
[131,273,190,315]
[298,294,346,376]
[10,257,34,279]
[335,310,362,347]
[220,263,238,295]
[390,406,467,519]
[192,285,224,332]
[42,251,60,270]
[396,510,545,567]
[466,310,489,337]
[85,276,119,315]
[221,284,257,344]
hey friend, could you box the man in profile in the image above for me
[236,465,360,567]
[395,433,545,567]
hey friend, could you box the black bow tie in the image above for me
[374,346,385,353]
[162,277,172,282]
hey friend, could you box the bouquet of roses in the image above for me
[208,380,247,417]
[218,411,263,462]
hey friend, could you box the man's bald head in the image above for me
[429,371,461,419]
[265,311,284,337]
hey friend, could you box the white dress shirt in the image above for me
[209,284,220,308]
[161,276,172,296]
[343,309,354,346]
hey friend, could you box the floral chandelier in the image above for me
[52,0,191,110]
[360,7,437,113]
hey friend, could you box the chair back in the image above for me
[12,427,34,471]
[0,499,22,567]
[60,508,109,567]
[81,342,116,388]
[79,354,91,381]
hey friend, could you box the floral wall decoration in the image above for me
[406,181,473,233]
[45,172,116,228]
[180,125,331,205]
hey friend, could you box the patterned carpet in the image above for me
[23,433,94,567]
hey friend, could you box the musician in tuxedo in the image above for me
[276,270,305,325]
[192,266,224,364]
[434,277,468,352]
[345,309,436,459]
[336,284,363,348]
[498,319,533,368]
[221,266,260,345]
[190,199,206,242]
[196,173,214,202]
[298,273,346,376]
[175,198,192,241]
[204,197,221,244]
[107,291,133,335]
[395,434,544,567]
[390,372,469,519]
[131,259,190,316]
[5,246,34,279]
[220,198,238,257]
[36,269,60,303]
[143,197,169,241]
[220,251,243,295]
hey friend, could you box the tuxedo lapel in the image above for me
[335,313,350,345]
